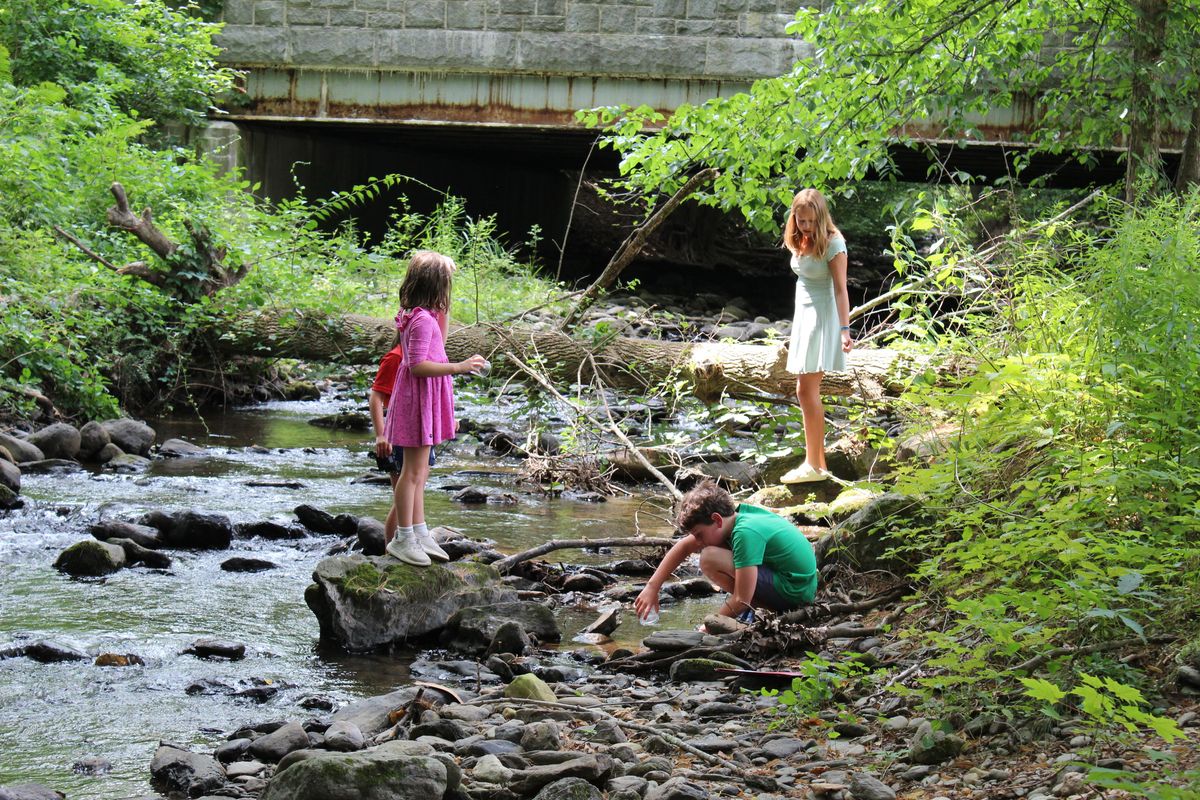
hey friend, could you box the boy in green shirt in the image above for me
[635,481,818,623]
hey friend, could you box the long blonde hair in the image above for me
[393,250,455,345]
[782,188,841,258]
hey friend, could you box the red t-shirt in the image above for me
[370,345,404,398]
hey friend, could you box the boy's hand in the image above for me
[634,586,659,621]
[375,437,391,459]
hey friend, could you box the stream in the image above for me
[0,388,715,798]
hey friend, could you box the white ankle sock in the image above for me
[413,522,429,538]
[397,525,414,540]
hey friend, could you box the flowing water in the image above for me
[0,389,718,798]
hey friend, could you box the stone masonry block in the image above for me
[497,0,535,13]
[717,0,749,13]
[598,5,636,33]
[677,18,737,36]
[254,2,286,26]
[222,0,255,25]
[536,0,565,14]
[686,0,717,17]
[446,0,485,28]
[215,25,292,64]
[524,14,566,31]
[651,0,687,15]
[636,16,675,35]
[312,0,353,8]
[407,0,447,27]
[486,13,523,30]
[366,10,407,26]
[565,4,600,33]
[328,9,369,25]
[705,37,797,77]
[516,33,705,77]
[376,29,517,69]
[290,26,378,65]
[287,6,331,24]
[740,11,793,36]
[354,0,389,8]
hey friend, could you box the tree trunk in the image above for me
[1175,101,1200,193]
[213,310,938,402]
[1124,0,1168,203]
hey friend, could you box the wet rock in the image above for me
[215,738,252,763]
[54,539,126,576]
[20,459,83,474]
[488,620,533,656]
[357,516,386,556]
[308,411,371,430]
[163,510,235,549]
[0,784,65,800]
[330,687,424,739]
[533,431,562,456]
[94,443,123,465]
[26,423,80,460]
[0,483,19,509]
[104,453,150,473]
[149,745,225,797]
[908,721,964,765]
[0,459,19,494]
[581,608,620,637]
[100,418,155,456]
[111,538,172,569]
[159,438,204,457]
[221,556,277,572]
[238,520,308,540]
[0,432,44,463]
[250,721,311,762]
[94,653,145,667]
[77,421,110,459]
[71,756,111,775]
[307,555,516,651]
[508,754,615,796]
[90,520,162,549]
[562,572,606,593]
[183,638,246,661]
[669,658,735,682]
[411,718,469,742]
[284,380,321,401]
[644,777,709,800]
[20,640,89,663]
[294,504,358,535]
[441,601,559,654]
[848,772,896,800]
[504,674,557,702]
[261,741,447,800]
[521,721,563,751]
[533,777,604,800]
[452,486,491,503]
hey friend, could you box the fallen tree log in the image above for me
[213,310,947,403]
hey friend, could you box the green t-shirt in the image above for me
[730,503,818,604]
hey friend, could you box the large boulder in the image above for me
[90,520,163,549]
[262,741,447,800]
[0,432,44,464]
[0,459,19,494]
[77,421,111,459]
[149,745,226,797]
[441,601,560,654]
[0,784,66,800]
[26,423,80,461]
[815,492,924,572]
[248,721,311,762]
[305,556,517,652]
[100,418,155,456]
[53,540,126,577]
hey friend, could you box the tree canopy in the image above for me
[581,0,1200,225]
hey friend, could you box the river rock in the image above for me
[849,772,897,800]
[262,741,447,800]
[534,777,604,800]
[104,453,150,473]
[237,519,307,540]
[111,538,172,569]
[306,555,517,651]
[471,753,513,784]
[54,539,126,576]
[221,556,277,572]
[249,721,311,762]
[581,608,620,637]
[295,504,357,535]
[20,640,90,663]
[508,755,615,796]
[26,423,80,460]
[645,777,709,800]
[441,601,559,654]
[19,458,83,475]
[575,718,627,745]
[0,484,19,509]
[504,673,557,702]
[100,418,155,456]
[0,459,18,493]
[323,720,365,752]
[0,784,65,800]
[521,721,563,751]
[77,421,110,459]
[357,516,385,556]
[159,438,204,457]
[149,745,226,797]
[163,510,234,549]
[90,520,163,549]
[94,653,145,667]
[487,620,532,656]
[410,718,469,742]
[94,443,123,464]
[816,492,924,572]
[71,756,112,775]
[330,687,422,738]
[908,721,964,765]
[669,658,735,682]
[0,432,44,463]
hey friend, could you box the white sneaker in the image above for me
[780,463,828,484]
[386,531,431,566]
[417,528,450,562]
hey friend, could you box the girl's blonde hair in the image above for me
[782,188,841,259]
[394,250,455,346]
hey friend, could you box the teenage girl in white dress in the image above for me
[779,189,853,483]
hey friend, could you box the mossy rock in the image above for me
[54,539,126,576]
[745,485,793,508]
[668,657,737,682]
[504,673,556,702]
[827,488,882,518]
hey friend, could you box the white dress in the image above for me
[786,235,847,375]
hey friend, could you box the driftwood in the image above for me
[213,311,937,403]
[56,182,248,300]
[492,536,673,575]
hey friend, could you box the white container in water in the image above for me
[639,609,660,626]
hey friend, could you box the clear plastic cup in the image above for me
[639,609,660,626]
[475,359,491,377]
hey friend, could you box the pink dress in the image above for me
[383,307,456,447]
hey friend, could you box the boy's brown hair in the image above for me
[674,480,735,532]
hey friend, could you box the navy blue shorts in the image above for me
[752,565,801,612]
[374,447,435,474]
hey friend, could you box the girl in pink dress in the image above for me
[384,251,486,566]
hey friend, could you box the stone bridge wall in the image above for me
[217,0,807,80]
